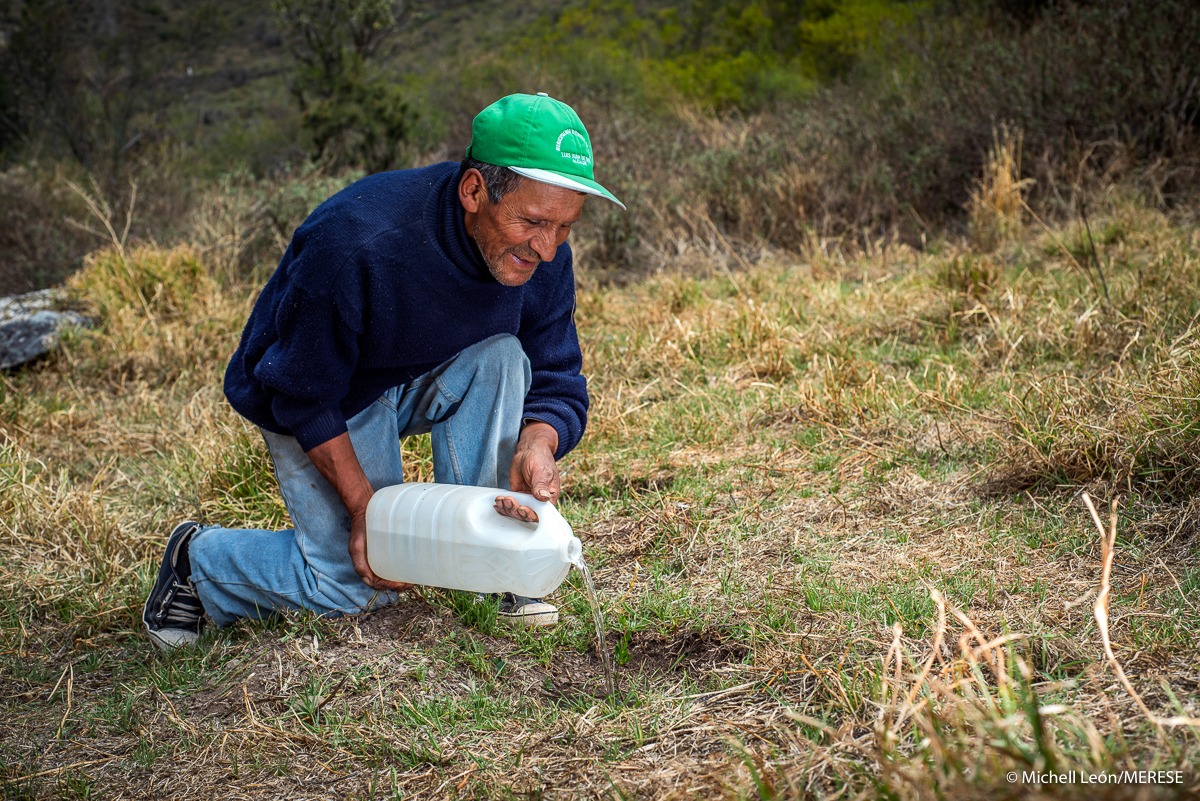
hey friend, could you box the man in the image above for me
[142,92,624,651]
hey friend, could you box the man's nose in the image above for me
[529,229,558,263]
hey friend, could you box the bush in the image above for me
[994,354,1200,504]
[61,243,241,385]
[0,165,95,293]
[272,0,417,172]
[984,199,1200,504]
[801,0,1200,238]
[69,244,216,322]
[6,0,1199,287]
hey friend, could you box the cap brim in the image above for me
[508,167,626,211]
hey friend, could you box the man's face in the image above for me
[462,173,586,287]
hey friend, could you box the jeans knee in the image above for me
[473,334,530,388]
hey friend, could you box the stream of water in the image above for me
[574,558,616,697]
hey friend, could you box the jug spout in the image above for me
[561,536,583,567]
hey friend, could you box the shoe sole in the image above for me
[497,607,559,628]
[147,627,200,652]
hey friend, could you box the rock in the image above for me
[0,289,89,370]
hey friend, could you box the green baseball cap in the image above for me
[465,92,625,210]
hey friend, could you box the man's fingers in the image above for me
[373,577,413,592]
[349,520,411,593]
[529,465,560,502]
[511,436,560,504]
[354,556,411,593]
[494,495,540,523]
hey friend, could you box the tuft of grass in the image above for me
[967,126,1034,253]
[992,339,1200,505]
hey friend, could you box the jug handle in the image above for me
[522,495,566,527]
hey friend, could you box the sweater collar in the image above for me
[428,162,492,282]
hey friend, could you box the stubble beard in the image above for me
[473,223,540,287]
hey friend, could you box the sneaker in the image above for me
[496,592,558,628]
[143,521,205,652]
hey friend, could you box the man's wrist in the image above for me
[305,432,374,519]
[518,419,559,455]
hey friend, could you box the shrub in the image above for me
[484,0,1200,272]
[804,0,1200,237]
[985,200,1200,504]
[0,165,94,293]
[966,126,1034,252]
[272,0,417,172]
[68,243,216,322]
[993,354,1200,503]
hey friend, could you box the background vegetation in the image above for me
[2,0,1200,798]
[2,0,1197,290]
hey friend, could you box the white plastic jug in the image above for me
[365,482,583,597]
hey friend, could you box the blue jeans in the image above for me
[189,334,531,627]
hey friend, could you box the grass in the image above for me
[1,189,1199,798]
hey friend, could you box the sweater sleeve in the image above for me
[518,250,589,459]
[253,268,364,452]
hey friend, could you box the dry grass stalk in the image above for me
[64,176,138,261]
[1080,492,1200,732]
[869,489,1200,797]
[876,590,1089,798]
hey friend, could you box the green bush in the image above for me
[272,0,417,172]
[483,0,1200,268]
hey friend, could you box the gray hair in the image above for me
[461,156,523,204]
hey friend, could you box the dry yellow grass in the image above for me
[967,126,1034,252]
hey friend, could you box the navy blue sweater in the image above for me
[224,162,588,458]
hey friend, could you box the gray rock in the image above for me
[0,289,89,370]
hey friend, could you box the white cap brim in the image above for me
[509,166,626,210]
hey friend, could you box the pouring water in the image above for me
[573,556,616,697]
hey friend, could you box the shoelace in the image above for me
[161,580,203,627]
[500,594,544,611]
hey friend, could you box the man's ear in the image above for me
[459,168,487,213]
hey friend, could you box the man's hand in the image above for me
[307,433,412,593]
[347,508,412,593]
[497,421,560,523]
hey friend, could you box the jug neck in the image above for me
[560,537,583,567]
